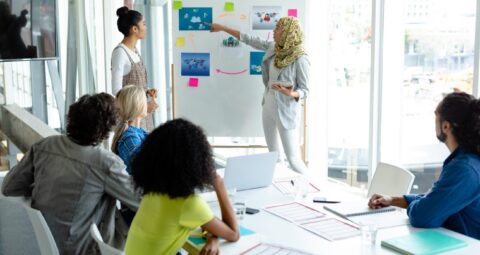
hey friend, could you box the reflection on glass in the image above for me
[0,0,57,60]
[326,0,372,187]
[400,0,476,192]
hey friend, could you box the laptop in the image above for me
[223,152,278,191]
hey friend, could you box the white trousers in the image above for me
[262,91,308,174]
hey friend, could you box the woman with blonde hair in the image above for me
[112,85,148,174]
[208,17,310,174]
[112,85,148,225]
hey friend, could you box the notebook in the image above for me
[223,152,278,191]
[188,226,255,246]
[381,230,468,255]
[323,202,395,218]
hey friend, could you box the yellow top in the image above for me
[125,193,214,255]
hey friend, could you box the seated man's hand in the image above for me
[368,194,393,209]
[200,237,220,255]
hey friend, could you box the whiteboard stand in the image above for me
[171,63,176,118]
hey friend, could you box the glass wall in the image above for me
[1,0,480,190]
[384,0,477,193]
[323,0,372,187]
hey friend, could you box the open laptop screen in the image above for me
[223,152,278,191]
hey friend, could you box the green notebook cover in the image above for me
[381,230,468,255]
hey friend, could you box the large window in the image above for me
[325,0,372,187]
[381,0,476,193]
[308,0,479,192]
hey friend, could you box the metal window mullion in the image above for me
[47,60,66,130]
[163,2,171,121]
[368,0,385,187]
[472,0,480,98]
[3,63,14,105]
[30,61,48,122]
[65,0,78,122]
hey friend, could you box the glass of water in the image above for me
[232,198,247,221]
[360,222,378,245]
[294,175,309,200]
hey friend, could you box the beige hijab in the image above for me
[274,17,305,68]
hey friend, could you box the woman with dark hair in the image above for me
[208,17,310,174]
[125,119,239,255]
[369,92,480,239]
[2,93,139,254]
[111,6,157,131]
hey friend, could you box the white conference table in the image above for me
[185,167,480,255]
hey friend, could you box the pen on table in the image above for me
[313,200,340,204]
[313,197,340,204]
[290,180,294,186]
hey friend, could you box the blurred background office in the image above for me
[1,0,479,195]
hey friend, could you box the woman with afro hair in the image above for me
[125,119,239,255]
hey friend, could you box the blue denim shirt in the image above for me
[240,33,310,130]
[404,148,480,239]
[117,125,148,174]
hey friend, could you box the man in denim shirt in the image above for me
[369,92,480,239]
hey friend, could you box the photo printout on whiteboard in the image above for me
[251,6,282,30]
[217,22,247,59]
[179,7,213,31]
[250,51,265,75]
[181,53,210,76]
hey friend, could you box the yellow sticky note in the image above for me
[224,2,234,12]
[173,1,183,10]
[176,37,185,47]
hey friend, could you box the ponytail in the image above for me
[111,122,129,154]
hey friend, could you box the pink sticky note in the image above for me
[288,9,298,17]
[189,78,199,87]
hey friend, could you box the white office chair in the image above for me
[23,205,60,255]
[367,162,415,198]
[90,223,125,255]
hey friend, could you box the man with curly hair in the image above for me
[2,93,139,255]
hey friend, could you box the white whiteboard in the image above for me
[171,0,307,137]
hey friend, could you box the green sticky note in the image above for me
[224,2,234,12]
[176,37,185,47]
[173,1,183,10]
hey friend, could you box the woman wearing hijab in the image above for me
[208,17,310,174]
[111,6,157,132]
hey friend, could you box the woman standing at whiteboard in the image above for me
[208,17,309,174]
[112,6,157,131]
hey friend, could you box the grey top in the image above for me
[1,135,139,255]
[240,33,310,130]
